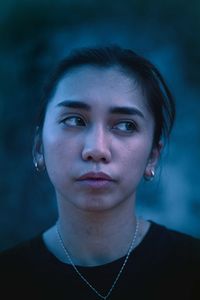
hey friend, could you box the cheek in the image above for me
[119,140,151,175]
[42,138,76,191]
[43,130,61,158]
[44,140,78,165]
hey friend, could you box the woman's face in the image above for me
[40,66,160,212]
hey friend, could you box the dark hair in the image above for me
[38,45,175,146]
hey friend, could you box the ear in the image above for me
[144,141,162,179]
[32,127,45,171]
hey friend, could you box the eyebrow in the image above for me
[109,106,144,118]
[57,100,90,110]
[56,100,144,118]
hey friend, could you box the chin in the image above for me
[74,196,123,213]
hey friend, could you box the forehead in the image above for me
[49,65,149,112]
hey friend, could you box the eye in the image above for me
[112,121,137,133]
[61,116,86,127]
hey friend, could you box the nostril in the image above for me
[82,148,111,163]
[86,155,93,161]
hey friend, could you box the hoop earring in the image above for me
[151,169,155,178]
[144,169,155,181]
[33,158,45,172]
[34,160,40,172]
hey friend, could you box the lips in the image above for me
[77,172,114,181]
[76,172,115,189]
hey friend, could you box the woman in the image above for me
[1,46,199,299]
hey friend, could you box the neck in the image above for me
[43,198,148,267]
[61,201,136,265]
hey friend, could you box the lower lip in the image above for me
[76,179,114,189]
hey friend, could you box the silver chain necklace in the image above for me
[56,219,139,300]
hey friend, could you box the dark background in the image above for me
[0,0,200,251]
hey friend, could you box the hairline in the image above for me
[45,63,149,114]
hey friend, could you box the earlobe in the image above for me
[32,127,45,172]
[144,169,155,181]
[144,141,162,181]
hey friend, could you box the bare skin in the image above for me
[34,66,160,267]
[43,217,150,266]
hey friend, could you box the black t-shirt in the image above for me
[0,221,200,300]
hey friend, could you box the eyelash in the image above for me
[61,116,86,127]
[112,121,138,133]
[61,115,138,134]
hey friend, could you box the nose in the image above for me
[82,125,111,163]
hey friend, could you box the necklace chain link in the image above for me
[56,219,139,300]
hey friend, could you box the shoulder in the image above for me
[148,221,200,263]
[151,221,200,245]
[134,222,200,299]
[0,235,51,296]
[0,235,44,270]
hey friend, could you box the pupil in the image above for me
[126,123,132,130]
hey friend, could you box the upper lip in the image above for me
[77,172,114,181]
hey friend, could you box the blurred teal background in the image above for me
[0,0,200,251]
